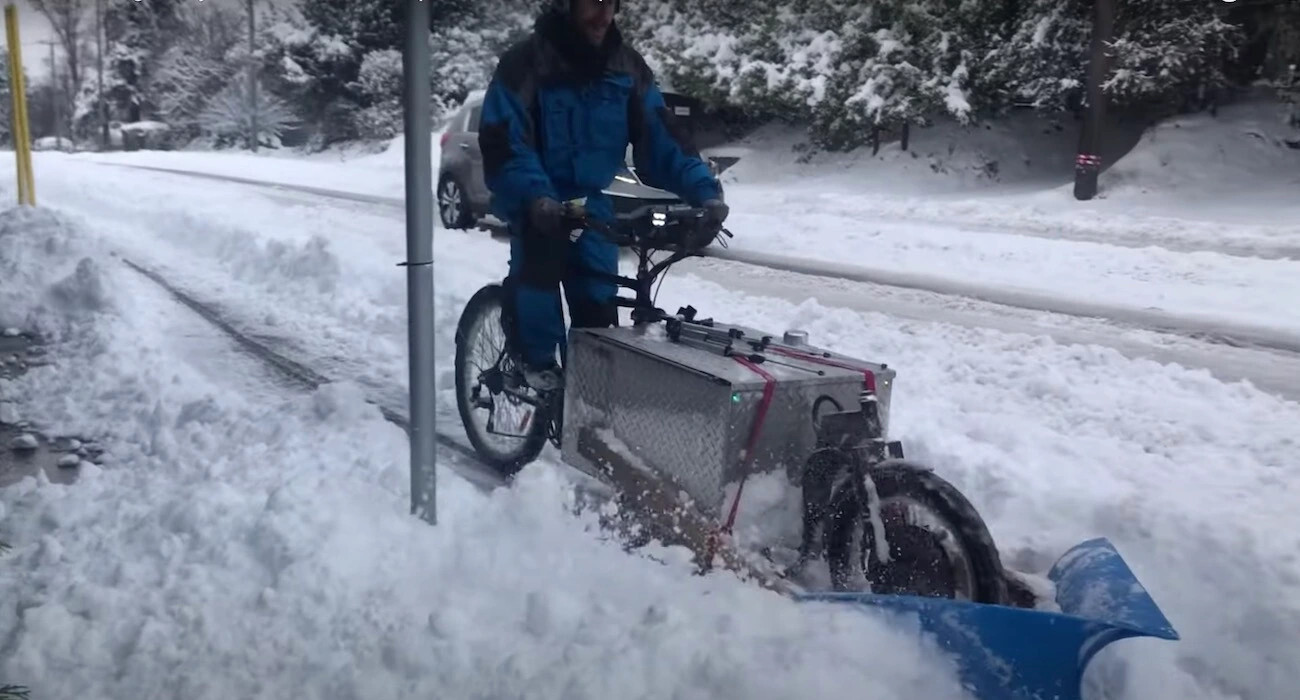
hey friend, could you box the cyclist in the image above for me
[478,0,728,392]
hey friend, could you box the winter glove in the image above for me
[685,198,729,250]
[528,196,566,238]
[702,198,729,228]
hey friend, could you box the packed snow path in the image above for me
[1,144,1298,700]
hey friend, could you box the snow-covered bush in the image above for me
[67,0,1279,150]
[430,11,535,114]
[976,0,1089,112]
[198,80,299,148]
[1105,0,1244,112]
[623,0,1256,150]
[623,0,989,150]
[350,48,403,139]
[256,0,531,145]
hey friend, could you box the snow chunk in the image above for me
[9,432,38,451]
[308,380,383,425]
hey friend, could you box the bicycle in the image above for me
[453,201,730,476]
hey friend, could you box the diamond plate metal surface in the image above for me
[562,321,897,519]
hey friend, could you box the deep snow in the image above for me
[2,95,1299,700]
[0,206,971,699]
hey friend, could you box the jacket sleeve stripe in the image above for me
[478,61,557,223]
[630,79,721,207]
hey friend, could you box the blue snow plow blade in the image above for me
[795,538,1178,700]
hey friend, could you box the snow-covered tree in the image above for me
[256,0,532,145]
[0,54,13,146]
[349,48,402,139]
[198,78,298,148]
[28,0,87,99]
[258,3,361,145]
[98,0,184,124]
[148,1,247,143]
[1105,0,1244,112]
[428,2,534,110]
[623,0,991,150]
[976,0,1089,112]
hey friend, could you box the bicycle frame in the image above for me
[565,203,721,325]
[483,205,720,416]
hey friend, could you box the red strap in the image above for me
[766,346,876,392]
[723,355,777,533]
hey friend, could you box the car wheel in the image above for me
[438,175,473,229]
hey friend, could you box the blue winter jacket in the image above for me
[477,13,721,233]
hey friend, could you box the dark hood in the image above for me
[535,8,623,81]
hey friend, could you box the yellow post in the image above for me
[4,3,34,206]
[3,8,26,205]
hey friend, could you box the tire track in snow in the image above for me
[118,256,510,493]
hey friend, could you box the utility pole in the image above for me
[1073,0,1116,201]
[403,0,436,525]
[96,0,106,150]
[37,38,58,149]
[247,0,257,152]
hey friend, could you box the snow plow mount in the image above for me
[798,537,1180,700]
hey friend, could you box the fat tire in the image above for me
[827,459,1009,605]
[454,283,548,477]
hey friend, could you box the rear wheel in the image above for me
[454,284,549,476]
[825,458,1008,605]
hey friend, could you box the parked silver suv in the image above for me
[437,90,718,233]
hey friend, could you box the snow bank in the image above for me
[0,207,971,698]
[719,96,1300,257]
[1101,97,1300,208]
[651,277,1300,700]
[0,207,117,341]
[721,110,1087,194]
[64,130,439,200]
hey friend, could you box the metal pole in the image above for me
[403,0,436,525]
[1073,0,1116,201]
[247,0,257,152]
[97,0,106,150]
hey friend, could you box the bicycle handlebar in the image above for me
[559,201,732,251]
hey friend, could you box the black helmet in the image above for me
[552,0,619,13]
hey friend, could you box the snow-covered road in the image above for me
[75,158,1300,398]
[85,157,1300,356]
[2,143,1298,700]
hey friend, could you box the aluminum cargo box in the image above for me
[561,322,896,519]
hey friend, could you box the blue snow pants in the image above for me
[506,226,619,369]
